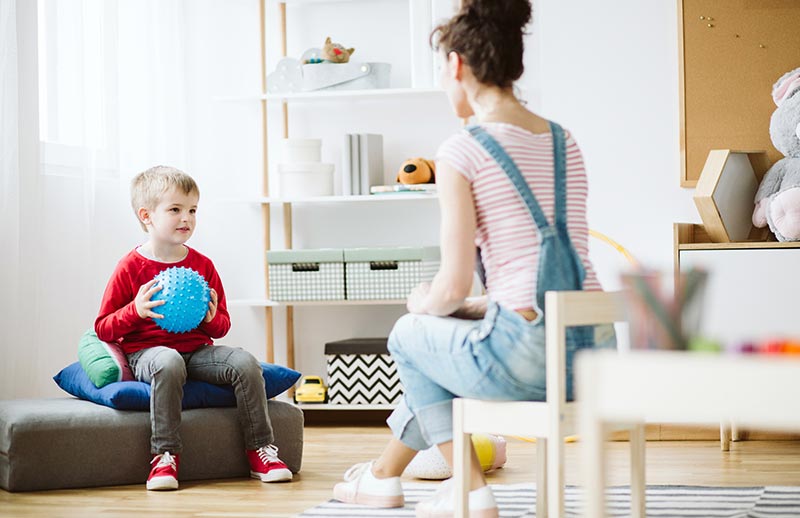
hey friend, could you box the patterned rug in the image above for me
[299,483,800,517]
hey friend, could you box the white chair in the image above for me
[453,290,646,518]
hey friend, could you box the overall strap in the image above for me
[467,123,585,316]
[466,125,553,236]
[549,121,569,234]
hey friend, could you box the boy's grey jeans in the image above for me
[127,344,274,454]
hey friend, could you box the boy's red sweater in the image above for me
[95,246,230,354]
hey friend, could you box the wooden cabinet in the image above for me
[674,223,800,346]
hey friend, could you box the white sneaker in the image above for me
[415,479,498,518]
[332,461,405,508]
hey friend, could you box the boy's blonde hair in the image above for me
[131,165,199,231]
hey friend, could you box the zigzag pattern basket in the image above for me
[325,338,403,405]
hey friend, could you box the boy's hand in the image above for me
[204,288,218,323]
[135,279,165,319]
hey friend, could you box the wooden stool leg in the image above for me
[720,422,730,452]
[630,424,646,518]
[537,437,548,518]
[546,431,565,518]
[453,400,470,518]
[583,420,608,518]
[731,422,741,442]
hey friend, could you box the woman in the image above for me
[333,1,613,516]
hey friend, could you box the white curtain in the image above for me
[2,0,190,398]
[0,0,21,399]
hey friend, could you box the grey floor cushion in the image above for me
[0,398,303,492]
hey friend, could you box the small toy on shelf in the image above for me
[403,434,507,480]
[321,37,354,63]
[294,375,328,404]
[302,37,355,65]
[752,66,800,241]
[269,37,387,94]
[396,158,435,184]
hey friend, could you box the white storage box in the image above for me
[278,163,334,198]
[325,338,403,406]
[302,62,391,92]
[267,59,392,94]
[267,249,345,301]
[344,246,440,300]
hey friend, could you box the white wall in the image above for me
[535,0,699,286]
[3,0,704,398]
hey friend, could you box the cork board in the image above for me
[679,0,800,187]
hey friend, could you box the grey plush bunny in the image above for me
[752,67,800,241]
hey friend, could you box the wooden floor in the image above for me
[3,425,800,518]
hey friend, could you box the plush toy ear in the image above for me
[425,159,436,182]
[325,37,332,45]
[346,48,355,56]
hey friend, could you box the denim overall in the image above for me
[466,122,588,320]
[385,123,611,451]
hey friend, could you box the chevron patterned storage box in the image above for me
[344,246,440,300]
[267,249,345,301]
[325,338,403,405]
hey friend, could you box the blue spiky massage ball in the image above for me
[151,267,211,333]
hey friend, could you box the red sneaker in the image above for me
[147,452,179,491]
[247,444,293,482]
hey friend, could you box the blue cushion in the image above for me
[53,361,301,410]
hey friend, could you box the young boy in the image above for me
[95,165,292,491]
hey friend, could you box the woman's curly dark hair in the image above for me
[431,0,532,89]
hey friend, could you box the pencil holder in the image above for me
[620,268,709,350]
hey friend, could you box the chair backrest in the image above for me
[544,290,627,408]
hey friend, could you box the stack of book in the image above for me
[342,133,384,195]
[369,184,437,195]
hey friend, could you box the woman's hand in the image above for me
[406,282,431,314]
[204,288,218,323]
[449,296,488,320]
[135,279,165,319]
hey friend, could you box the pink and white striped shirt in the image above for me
[436,122,602,311]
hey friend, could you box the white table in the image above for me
[577,350,800,518]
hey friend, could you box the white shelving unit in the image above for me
[221,192,438,204]
[228,298,406,307]
[265,87,444,102]
[250,0,453,406]
[216,88,444,103]
[295,403,397,411]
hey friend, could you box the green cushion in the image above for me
[77,329,134,387]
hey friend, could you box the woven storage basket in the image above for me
[267,249,344,301]
[344,246,440,300]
